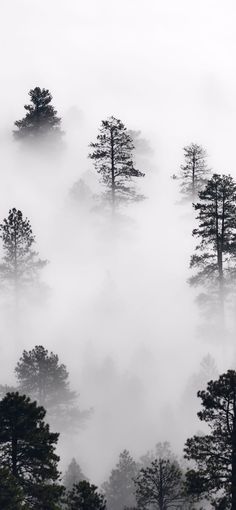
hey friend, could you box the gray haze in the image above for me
[0,0,236,483]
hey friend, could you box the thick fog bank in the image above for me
[1,0,236,484]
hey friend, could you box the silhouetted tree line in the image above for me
[2,368,236,508]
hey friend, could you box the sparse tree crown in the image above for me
[135,456,184,510]
[0,208,47,295]
[180,143,210,199]
[89,116,145,207]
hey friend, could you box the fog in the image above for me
[1,0,236,484]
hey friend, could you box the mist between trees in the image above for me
[1,86,236,509]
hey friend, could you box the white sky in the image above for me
[1,0,236,172]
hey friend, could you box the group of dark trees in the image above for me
[0,87,147,303]
[3,366,236,509]
[0,391,105,509]
[176,142,236,333]
[0,345,88,432]
[63,370,236,510]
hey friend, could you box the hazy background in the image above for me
[0,0,236,483]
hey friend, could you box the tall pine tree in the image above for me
[0,208,47,300]
[180,143,210,199]
[89,117,144,209]
[189,174,236,318]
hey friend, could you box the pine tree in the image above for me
[0,392,62,508]
[89,117,145,208]
[180,143,210,199]
[184,370,236,510]
[102,450,138,510]
[189,174,236,317]
[14,87,62,140]
[135,457,184,510]
[66,481,106,510]
[64,458,88,491]
[0,208,47,299]
[15,345,88,431]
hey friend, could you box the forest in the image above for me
[1,1,236,509]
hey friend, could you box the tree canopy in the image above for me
[185,370,236,510]
[135,456,184,510]
[14,87,62,141]
[14,345,87,431]
[0,467,25,509]
[66,481,106,510]
[0,392,62,508]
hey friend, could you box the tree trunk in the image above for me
[110,128,115,212]
[13,224,20,318]
[215,185,225,324]
[192,154,196,199]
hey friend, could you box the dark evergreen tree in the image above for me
[189,174,236,316]
[102,449,138,510]
[14,87,62,140]
[66,480,106,510]
[135,457,184,510]
[184,370,236,510]
[0,392,62,508]
[89,117,145,208]
[0,467,25,509]
[64,458,88,491]
[15,345,87,431]
[0,208,47,299]
[180,143,210,199]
